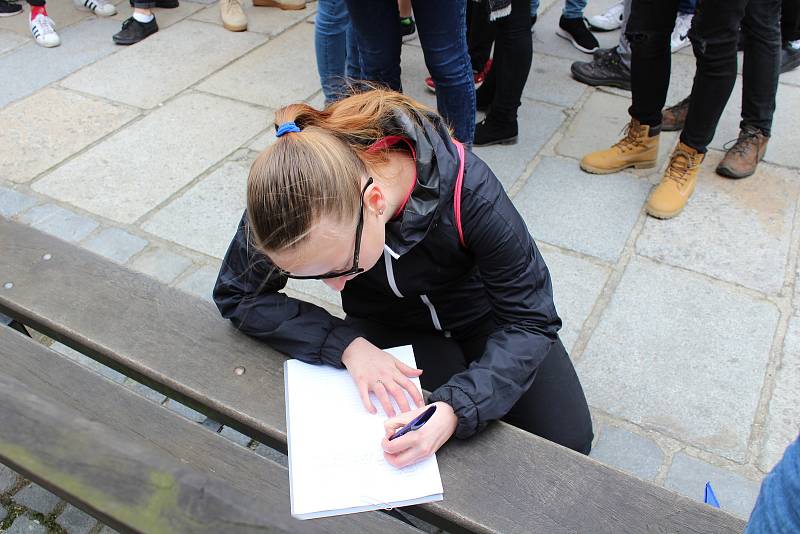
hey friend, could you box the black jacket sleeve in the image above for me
[428,160,562,439]
[213,213,363,367]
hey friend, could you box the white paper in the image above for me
[284,345,444,520]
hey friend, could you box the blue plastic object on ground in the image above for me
[705,482,721,508]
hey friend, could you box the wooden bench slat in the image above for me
[0,326,419,534]
[0,219,746,533]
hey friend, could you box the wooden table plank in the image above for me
[0,219,746,533]
[0,326,419,534]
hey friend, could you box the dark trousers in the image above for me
[627,0,780,149]
[345,316,594,455]
[26,1,46,6]
[343,0,475,144]
[469,0,533,123]
[783,0,800,41]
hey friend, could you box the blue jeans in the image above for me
[746,435,800,533]
[529,0,586,19]
[315,0,362,105]
[678,0,696,14]
[343,0,475,143]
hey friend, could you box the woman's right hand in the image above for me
[341,337,424,417]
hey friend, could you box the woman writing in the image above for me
[214,89,593,468]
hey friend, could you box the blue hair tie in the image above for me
[276,121,301,138]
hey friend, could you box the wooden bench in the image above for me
[0,218,747,533]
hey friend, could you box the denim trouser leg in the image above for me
[678,0,697,14]
[745,436,800,533]
[316,0,353,104]
[739,0,780,135]
[342,0,403,91]
[130,1,157,7]
[412,0,475,143]
[345,24,362,81]
[531,0,540,17]
[562,0,587,19]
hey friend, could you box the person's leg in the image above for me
[27,0,60,48]
[316,0,350,105]
[678,0,696,13]
[562,0,586,18]
[114,0,158,45]
[745,436,800,534]
[559,0,599,52]
[343,0,402,91]
[782,0,800,41]
[345,20,362,81]
[469,0,495,74]
[715,0,780,178]
[475,0,531,146]
[618,0,632,69]
[569,0,631,89]
[680,0,748,152]
[412,0,475,143]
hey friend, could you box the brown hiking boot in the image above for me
[661,96,690,132]
[716,126,769,179]
[580,119,659,174]
[646,142,705,219]
[253,0,305,9]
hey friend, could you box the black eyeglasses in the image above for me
[279,177,373,280]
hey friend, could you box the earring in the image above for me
[379,209,384,216]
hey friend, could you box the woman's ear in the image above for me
[365,183,388,218]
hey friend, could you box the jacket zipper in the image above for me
[420,294,443,331]
[384,246,404,298]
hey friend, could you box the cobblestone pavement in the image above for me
[1,0,799,529]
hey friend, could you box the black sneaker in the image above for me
[400,16,415,41]
[781,41,800,74]
[570,48,631,90]
[557,16,599,53]
[0,0,22,17]
[113,16,158,45]
[474,115,518,147]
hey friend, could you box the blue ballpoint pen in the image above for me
[389,405,437,441]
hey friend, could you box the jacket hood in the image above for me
[382,107,462,257]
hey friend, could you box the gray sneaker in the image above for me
[571,48,631,90]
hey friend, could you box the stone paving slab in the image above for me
[5,516,46,534]
[665,452,760,520]
[198,23,319,109]
[709,77,800,169]
[62,19,266,109]
[637,151,798,295]
[758,313,800,472]
[18,204,98,243]
[0,18,120,108]
[51,341,127,384]
[0,29,27,55]
[475,100,566,189]
[128,246,193,284]
[577,257,779,462]
[556,90,680,175]
[83,228,148,264]
[141,158,249,259]
[33,92,267,224]
[0,88,138,184]
[56,504,96,534]
[12,484,60,515]
[220,426,253,447]
[0,502,6,521]
[285,278,342,310]
[516,156,650,263]
[0,463,17,493]
[524,53,587,108]
[0,186,36,218]
[589,425,664,482]
[164,399,206,422]
[175,264,220,301]
[191,0,314,36]
[538,243,611,354]
[249,126,278,152]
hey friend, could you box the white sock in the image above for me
[133,11,154,23]
[790,39,800,50]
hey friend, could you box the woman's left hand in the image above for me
[381,402,458,469]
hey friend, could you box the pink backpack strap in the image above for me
[453,140,467,248]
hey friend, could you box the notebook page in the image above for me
[285,345,444,519]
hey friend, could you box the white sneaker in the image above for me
[587,1,624,32]
[670,13,693,53]
[74,0,117,17]
[30,14,60,47]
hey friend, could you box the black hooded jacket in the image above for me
[213,109,562,439]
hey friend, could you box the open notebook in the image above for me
[284,345,444,520]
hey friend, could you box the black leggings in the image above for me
[345,316,594,455]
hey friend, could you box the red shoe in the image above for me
[424,58,493,94]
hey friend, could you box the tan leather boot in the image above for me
[220,0,247,31]
[253,0,305,10]
[580,119,659,174]
[716,126,769,179]
[646,142,705,219]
